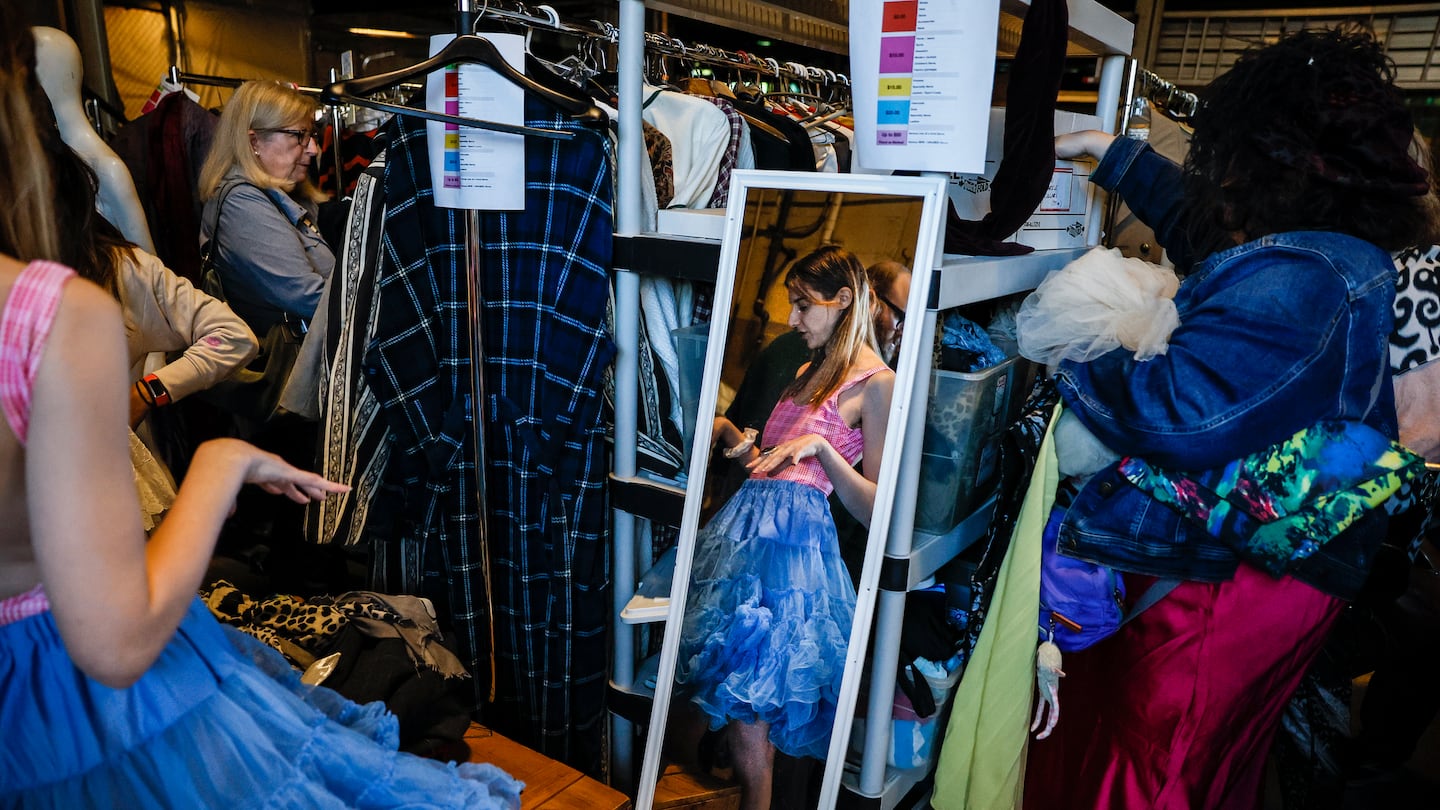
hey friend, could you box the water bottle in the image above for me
[1125,95,1152,141]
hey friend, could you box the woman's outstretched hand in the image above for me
[200,438,350,503]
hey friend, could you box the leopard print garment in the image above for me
[202,581,348,668]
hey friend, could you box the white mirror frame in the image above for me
[634,169,950,810]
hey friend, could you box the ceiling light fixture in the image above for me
[346,28,424,40]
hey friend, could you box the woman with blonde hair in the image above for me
[0,11,520,806]
[199,80,332,333]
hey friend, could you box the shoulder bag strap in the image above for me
[204,179,247,264]
[1120,578,1181,627]
[204,181,308,335]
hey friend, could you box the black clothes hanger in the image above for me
[321,91,573,140]
[323,34,608,139]
[523,53,605,110]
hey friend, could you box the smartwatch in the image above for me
[141,373,171,407]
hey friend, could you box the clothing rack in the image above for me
[477,1,619,43]
[640,32,850,98]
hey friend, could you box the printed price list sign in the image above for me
[851,0,998,173]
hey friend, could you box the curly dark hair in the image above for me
[1182,26,1429,258]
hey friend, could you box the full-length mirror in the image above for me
[637,171,948,810]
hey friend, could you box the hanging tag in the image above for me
[426,33,528,211]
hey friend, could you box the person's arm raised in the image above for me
[1054,129,1116,162]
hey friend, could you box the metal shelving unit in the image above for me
[605,1,1133,804]
[842,3,1133,807]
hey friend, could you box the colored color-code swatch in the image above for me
[882,1,918,32]
[879,78,913,96]
[877,1,918,145]
[880,36,915,73]
[442,65,461,189]
[877,99,912,124]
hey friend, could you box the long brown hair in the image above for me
[0,10,61,261]
[782,245,879,407]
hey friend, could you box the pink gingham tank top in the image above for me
[754,364,888,495]
[0,260,73,445]
[0,260,75,626]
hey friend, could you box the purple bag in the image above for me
[1037,505,1177,652]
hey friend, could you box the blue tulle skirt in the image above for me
[0,598,522,809]
[675,477,857,759]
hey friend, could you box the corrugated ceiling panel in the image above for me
[1156,6,1440,90]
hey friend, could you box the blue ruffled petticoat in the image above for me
[675,477,857,759]
[0,598,522,808]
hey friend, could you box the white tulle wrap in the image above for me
[1016,247,1181,365]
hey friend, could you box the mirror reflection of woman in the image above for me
[867,259,911,367]
[677,246,895,810]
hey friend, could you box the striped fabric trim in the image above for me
[0,583,48,626]
[0,261,75,445]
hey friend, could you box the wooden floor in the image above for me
[653,762,741,810]
[463,723,743,810]
[464,724,631,810]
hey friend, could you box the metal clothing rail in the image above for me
[166,66,324,95]
[1134,61,1199,120]
[476,1,619,43]
[641,32,851,93]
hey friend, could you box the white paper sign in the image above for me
[850,0,999,173]
[426,33,526,210]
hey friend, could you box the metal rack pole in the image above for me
[452,0,498,704]
[1092,52,1129,247]
[609,0,647,791]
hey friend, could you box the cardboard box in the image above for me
[947,108,1101,251]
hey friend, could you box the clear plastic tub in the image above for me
[914,356,1024,535]
[671,323,710,466]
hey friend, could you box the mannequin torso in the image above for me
[32,26,155,253]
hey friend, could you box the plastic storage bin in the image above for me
[913,355,1024,535]
[671,323,710,466]
[848,656,964,771]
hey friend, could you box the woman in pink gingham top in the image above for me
[675,245,896,810]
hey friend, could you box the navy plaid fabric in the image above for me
[365,105,615,772]
[364,116,486,702]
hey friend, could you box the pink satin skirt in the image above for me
[1023,564,1342,809]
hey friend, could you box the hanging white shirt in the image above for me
[641,84,732,209]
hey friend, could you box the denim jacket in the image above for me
[1053,139,1397,599]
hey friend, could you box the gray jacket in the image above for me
[199,171,334,332]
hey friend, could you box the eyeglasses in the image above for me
[877,293,905,326]
[265,127,321,146]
